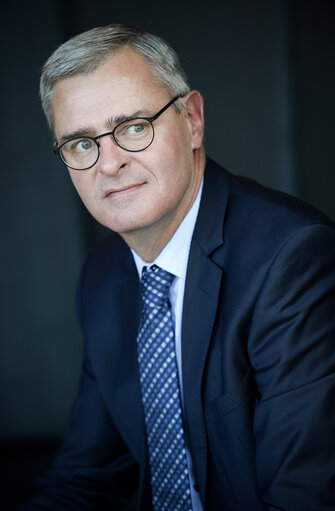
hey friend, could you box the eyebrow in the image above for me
[58,127,92,145]
[107,109,152,127]
[58,109,154,146]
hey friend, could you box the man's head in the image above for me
[42,25,205,261]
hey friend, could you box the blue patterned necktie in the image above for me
[137,264,192,511]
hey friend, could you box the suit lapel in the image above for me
[182,159,230,498]
[89,250,145,459]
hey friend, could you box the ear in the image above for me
[184,90,205,150]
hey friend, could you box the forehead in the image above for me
[52,47,169,136]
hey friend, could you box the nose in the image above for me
[96,135,129,176]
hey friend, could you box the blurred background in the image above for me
[1,0,334,508]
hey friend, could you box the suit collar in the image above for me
[193,157,229,256]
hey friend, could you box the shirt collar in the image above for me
[132,180,203,279]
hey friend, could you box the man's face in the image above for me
[52,47,204,255]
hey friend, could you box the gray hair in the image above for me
[40,24,191,130]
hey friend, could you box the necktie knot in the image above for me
[141,264,175,310]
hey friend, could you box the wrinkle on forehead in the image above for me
[52,47,169,140]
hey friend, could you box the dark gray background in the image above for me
[1,0,334,507]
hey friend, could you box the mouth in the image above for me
[104,183,145,198]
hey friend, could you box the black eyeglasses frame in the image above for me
[53,94,183,171]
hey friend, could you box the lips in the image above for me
[103,183,144,198]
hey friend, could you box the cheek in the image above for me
[150,133,193,180]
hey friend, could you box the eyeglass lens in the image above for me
[60,119,154,170]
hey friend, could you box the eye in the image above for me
[128,123,146,134]
[73,138,94,153]
[116,120,151,139]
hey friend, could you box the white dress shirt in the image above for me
[131,180,204,511]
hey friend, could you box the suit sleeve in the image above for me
[19,264,139,511]
[19,354,138,511]
[249,224,335,510]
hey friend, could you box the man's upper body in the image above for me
[21,24,335,510]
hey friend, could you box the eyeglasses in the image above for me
[54,95,182,171]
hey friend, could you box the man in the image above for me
[22,24,335,510]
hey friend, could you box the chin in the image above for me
[95,204,167,236]
[98,217,145,235]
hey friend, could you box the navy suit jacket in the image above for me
[23,159,335,510]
